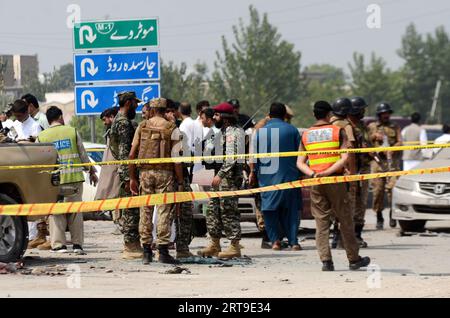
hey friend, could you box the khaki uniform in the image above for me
[330,116,356,148]
[133,116,181,246]
[367,121,401,214]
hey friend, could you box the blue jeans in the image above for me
[263,207,300,246]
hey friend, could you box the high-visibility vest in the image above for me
[38,125,85,184]
[302,124,341,173]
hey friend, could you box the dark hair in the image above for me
[21,93,39,109]
[155,107,166,115]
[100,107,119,119]
[443,124,450,134]
[196,100,210,113]
[228,99,240,108]
[269,102,287,119]
[180,102,192,116]
[411,112,421,124]
[11,99,28,114]
[166,99,179,111]
[201,107,215,119]
[46,106,63,124]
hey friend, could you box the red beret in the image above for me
[213,102,234,114]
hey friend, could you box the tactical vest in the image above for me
[402,123,423,161]
[38,125,85,184]
[138,118,176,171]
[302,124,342,173]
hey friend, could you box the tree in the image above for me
[349,52,407,116]
[210,6,302,118]
[70,116,105,144]
[398,24,450,123]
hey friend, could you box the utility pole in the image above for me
[429,79,442,124]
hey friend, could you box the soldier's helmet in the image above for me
[349,97,368,116]
[376,102,393,115]
[118,91,142,105]
[332,97,352,117]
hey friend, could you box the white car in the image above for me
[82,142,105,202]
[392,147,450,232]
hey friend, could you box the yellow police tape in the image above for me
[1,165,449,216]
[1,143,450,171]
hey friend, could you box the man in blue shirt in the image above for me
[250,103,302,250]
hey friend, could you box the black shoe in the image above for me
[376,213,384,230]
[349,256,371,270]
[355,225,368,248]
[158,245,181,265]
[51,245,68,253]
[142,245,152,265]
[322,261,335,271]
[73,244,84,253]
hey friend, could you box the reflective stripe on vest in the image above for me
[38,125,85,184]
[302,124,341,173]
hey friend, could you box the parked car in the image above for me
[82,142,105,202]
[392,147,450,232]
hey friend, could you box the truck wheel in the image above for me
[399,220,426,233]
[192,218,207,237]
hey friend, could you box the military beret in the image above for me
[213,102,234,114]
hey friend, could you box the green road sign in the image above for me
[73,18,158,50]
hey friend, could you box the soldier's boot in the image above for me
[176,250,195,260]
[197,237,221,257]
[122,242,143,260]
[158,245,181,265]
[355,224,368,248]
[218,240,241,259]
[376,212,384,230]
[142,244,152,265]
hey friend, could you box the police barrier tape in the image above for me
[1,165,449,216]
[1,143,450,171]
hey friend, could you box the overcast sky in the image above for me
[1,0,450,74]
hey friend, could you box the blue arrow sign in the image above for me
[75,83,160,115]
[74,51,160,83]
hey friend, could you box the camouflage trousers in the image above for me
[139,170,174,246]
[254,193,265,232]
[119,183,140,244]
[175,171,193,252]
[371,160,399,214]
[206,176,241,241]
[350,166,370,227]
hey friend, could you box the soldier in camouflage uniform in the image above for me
[198,102,245,259]
[109,91,142,260]
[367,103,402,230]
[348,97,371,247]
[129,97,184,265]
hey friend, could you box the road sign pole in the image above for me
[89,115,96,143]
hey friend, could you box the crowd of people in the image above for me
[1,92,449,271]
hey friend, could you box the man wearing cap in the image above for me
[129,97,185,265]
[110,91,142,260]
[228,99,254,131]
[367,103,402,230]
[198,102,245,259]
[297,101,370,271]
[347,97,371,247]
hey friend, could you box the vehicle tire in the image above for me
[192,218,207,237]
[0,196,29,263]
[399,220,426,233]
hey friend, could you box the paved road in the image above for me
[2,209,450,298]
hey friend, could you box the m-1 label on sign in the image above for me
[73,18,159,50]
[75,83,160,115]
[74,51,160,83]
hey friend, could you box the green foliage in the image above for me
[70,115,106,144]
[209,5,302,119]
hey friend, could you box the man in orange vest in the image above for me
[297,101,370,271]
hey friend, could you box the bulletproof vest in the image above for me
[138,118,176,171]
[372,122,398,148]
[402,123,423,161]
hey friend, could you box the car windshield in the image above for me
[427,130,442,141]
[87,151,104,163]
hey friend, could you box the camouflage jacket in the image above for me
[217,125,245,180]
[110,112,136,182]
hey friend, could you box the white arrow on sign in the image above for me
[80,90,99,110]
[79,25,97,45]
[80,58,98,77]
